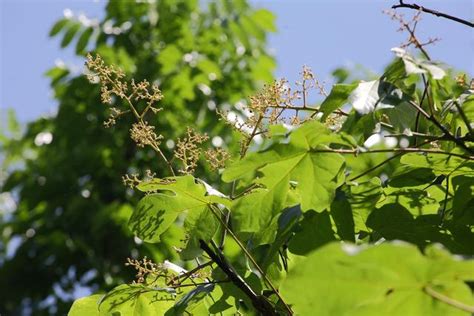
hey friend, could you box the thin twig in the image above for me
[166,261,213,286]
[407,100,474,154]
[392,1,474,28]
[348,139,433,181]
[266,104,348,117]
[311,147,473,160]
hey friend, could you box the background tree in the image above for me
[0,0,276,314]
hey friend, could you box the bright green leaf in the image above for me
[61,22,81,48]
[130,176,210,243]
[223,121,348,212]
[99,284,175,315]
[319,83,357,121]
[281,242,474,316]
[76,27,94,54]
[49,18,69,37]
[68,295,102,316]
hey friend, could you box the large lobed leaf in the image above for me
[222,122,352,245]
[281,242,474,316]
[130,176,225,259]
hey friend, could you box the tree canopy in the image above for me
[2,1,473,316]
[0,0,276,314]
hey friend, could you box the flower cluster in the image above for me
[85,54,163,127]
[125,256,163,284]
[130,121,163,149]
[204,148,231,170]
[174,128,209,174]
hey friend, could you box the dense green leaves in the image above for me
[281,242,474,316]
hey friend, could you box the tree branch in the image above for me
[199,240,278,315]
[392,1,474,28]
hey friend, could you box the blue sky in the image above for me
[1,0,472,123]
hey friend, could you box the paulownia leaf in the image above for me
[99,284,175,316]
[330,190,355,242]
[281,242,474,316]
[452,181,474,225]
[319,83,357,121]
[130,176,224,246]
[367,204,453,248]
[377,186,440,215]
[400,152,474,177]
[391,47,446,80]
[349,80,405,114]
[166,284,215,315]
[288,210,336,255]
[223,121,349,212]
[347,177,382,234]
[68,294,102,316]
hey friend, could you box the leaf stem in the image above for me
[424,286,474,313]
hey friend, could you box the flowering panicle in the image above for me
[219,66,329,155]
[174,128,209,174]
[125,256,163,284]
[85,54,164,124]
[85,54,177,175]
[205,148,231,170]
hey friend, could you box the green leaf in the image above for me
[167,284,215,315]
[250,9,276,32]
[383,58,406,83]
[61,22,81,48]
[230,176,289,245]
[366,204,444,247]
[196,58,222,80]
[76,27,94,54]
[49,18,69,37]
[392,47,446,80]
[319,83,357,121]
[349,80,405,114]
[452,182,474,225]
[377,186,440,215]
[281,242,474,316]
[223,121,348,212]
[288,211,336,255]
[68,295,102,316]
[348,178,382,234]
[180,204,219,260]
[330,190,355,242]
[400,152,474,177]
[157,45,182,75]
[130,176,210,243]
[99,284,175,315]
